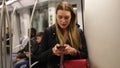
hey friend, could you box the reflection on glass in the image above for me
[31,2,48,32]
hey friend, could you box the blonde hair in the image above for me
[55,1,82,49]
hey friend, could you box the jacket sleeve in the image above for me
[37,28,56,62]
[79,29,88,59]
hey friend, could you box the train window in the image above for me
[30,2,48,32]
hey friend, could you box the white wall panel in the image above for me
[11,12,20,53]
[85,0,120,68]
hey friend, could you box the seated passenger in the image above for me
[31,32,44,57]
[36,1,88,68]
[14,51,28,68]
[13,28,36,53]
[14,28,37,68]
[22,28,37,52]
[25,32,45,68]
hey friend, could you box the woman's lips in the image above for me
[62,24,66,26]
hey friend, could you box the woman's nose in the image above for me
[61,18,66,22]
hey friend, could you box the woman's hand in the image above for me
[64,44,77,55]
[52,44,77,56]
[52,44,65,56]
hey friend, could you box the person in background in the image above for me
[14,50,28,68]
[31,32,44,54]
[6,27,10,54]
[22,28,37,52]
[37,1,88,68]
[30,28,36,40]
[25,32,44,68]
[6,27,10,45]
[14,28,37,68]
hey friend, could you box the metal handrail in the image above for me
[0,0,13,68]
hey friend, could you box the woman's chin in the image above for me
[60,26,67,29]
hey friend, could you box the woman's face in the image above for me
[56,10,71,29]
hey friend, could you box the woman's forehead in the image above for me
[57,10,71,16]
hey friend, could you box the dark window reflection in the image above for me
[30,3,48,32]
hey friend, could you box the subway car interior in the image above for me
[0,0,120,68]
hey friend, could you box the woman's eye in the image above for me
[58,16,69,20]
[58,16,62,19]
[65,16,69,20]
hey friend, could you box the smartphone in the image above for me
[57,46,65,49]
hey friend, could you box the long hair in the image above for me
[55,1,82,49]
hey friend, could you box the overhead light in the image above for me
[6,0,17,5]
[0,0,17,8]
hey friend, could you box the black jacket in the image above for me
[37,25,88,68]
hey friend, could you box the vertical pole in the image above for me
[29,0,38,68]
[0,0,13,68]
[10,7,16,68]
[0,4,3,68]
[1,1,7,68]
[6,3,13,68]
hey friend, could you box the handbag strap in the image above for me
[60,55,64,68]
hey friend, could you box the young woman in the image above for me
[37,1,88,68]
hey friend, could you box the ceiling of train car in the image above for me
[0,0,49,11]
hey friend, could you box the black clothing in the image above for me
[22,38,36,52]
[6,33,10,45]
[31,43,46,68]
[6,33,10,54]
[37,25,88,68]
[31,42,41,62]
